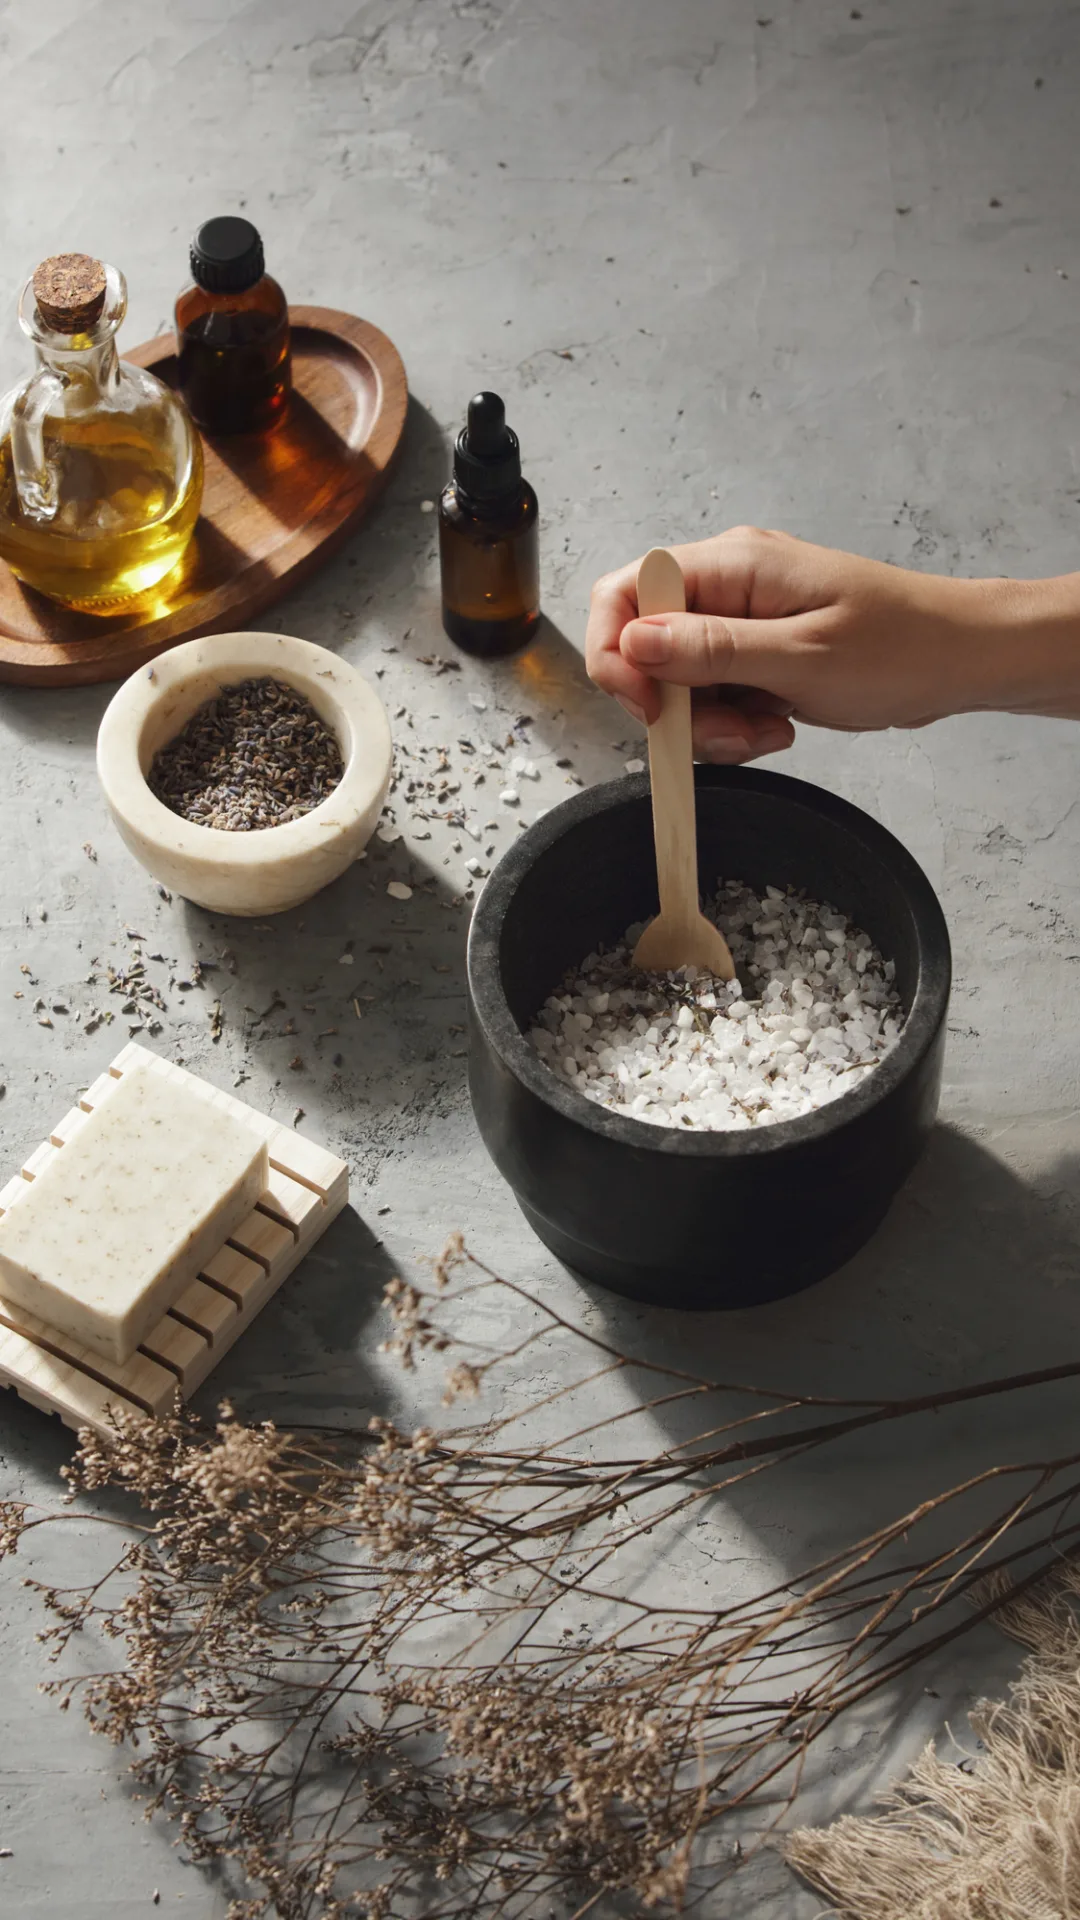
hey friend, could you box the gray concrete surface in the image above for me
[4,0,1080,1911]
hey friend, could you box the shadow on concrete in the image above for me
[574,1119,1080,1595]
[503,611,645,787]
[582,1122,1080,1406]
[0,1202,399,1502]
[173,832,470,1132]
[0,394,452,761]
[543,1121,1080,1859]
[268,392,451,641]
[0,677,114,751]
[198,1199,398,1427]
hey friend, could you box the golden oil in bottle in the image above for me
[0,416,203,609]
[0,255,203,611]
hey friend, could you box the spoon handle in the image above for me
[637,549,698,927]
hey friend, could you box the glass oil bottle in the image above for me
[0,254,203,610]
[439,391,539,657]
[175,217,291,435]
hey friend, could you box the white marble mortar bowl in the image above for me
[96,632,393,916]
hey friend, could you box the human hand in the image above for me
[586,527,1024,762]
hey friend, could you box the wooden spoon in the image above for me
[631,548,736,980]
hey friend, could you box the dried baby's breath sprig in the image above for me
[8,1238,1080,1918]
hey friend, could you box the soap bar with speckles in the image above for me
[0,1063,268,1365]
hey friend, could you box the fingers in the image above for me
[607,654,661,726]
[620,609,811,694]
[691,700,796,764]
[586,526,784,708]
[587,528,829,725]
[586,560,659,718]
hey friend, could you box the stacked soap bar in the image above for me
[0,1061,268,1364]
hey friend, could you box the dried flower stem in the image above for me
[4,1238,1078,1919]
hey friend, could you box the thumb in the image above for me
[620,609,807,694]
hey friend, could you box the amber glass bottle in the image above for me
[175,217,290,435]
[439,392,539,658]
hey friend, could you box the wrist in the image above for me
[933,575,1080,718]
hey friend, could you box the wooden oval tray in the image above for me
[0,305,408,688]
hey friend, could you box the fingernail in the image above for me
[616,695,647,725]
[623,619,671,664]
[702,735,749,762]
[756,729,792,756]
[702,719,749,747]
[728,727,791,761]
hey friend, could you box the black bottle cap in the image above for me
[189,217,265,294]
[453,391,522,501]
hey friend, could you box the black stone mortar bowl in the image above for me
[467,764,951,1310]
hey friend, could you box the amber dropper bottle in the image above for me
[439,391,539,657]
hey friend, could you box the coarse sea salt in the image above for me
[526,879,903,1132]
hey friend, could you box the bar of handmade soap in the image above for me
[0,1062,268,1365]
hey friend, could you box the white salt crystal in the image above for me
[500,789,520,807]
[525,879,903,1134]
[470,695,488,711]
[624,758,646,774]
[387,881,413,901]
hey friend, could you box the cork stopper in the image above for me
[32,253,107,334]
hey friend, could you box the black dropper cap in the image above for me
[189,216,265,294]
[453,392,522,502]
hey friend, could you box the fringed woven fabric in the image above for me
[786,1565,1080,1920]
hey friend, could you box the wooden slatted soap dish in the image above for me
[0,1043,348,1436]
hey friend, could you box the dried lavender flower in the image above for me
[149,677,344,831]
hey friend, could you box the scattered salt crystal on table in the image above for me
[387,881,413,901]
[500,788,520,806]
[526,879,903,1132]
[624,758,645,774]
